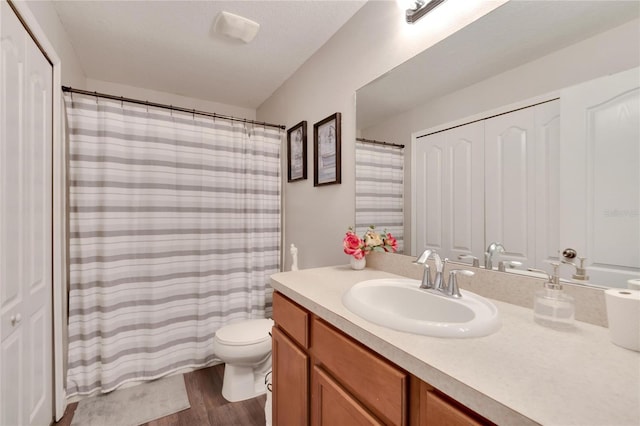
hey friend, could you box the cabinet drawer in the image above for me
[273,291,309,348]
[311,318,408,426]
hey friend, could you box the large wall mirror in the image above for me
[356,0,640,289]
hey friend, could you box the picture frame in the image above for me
[313,112,341,186]
[287,121,307,182]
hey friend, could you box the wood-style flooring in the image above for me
[55,364,267,426]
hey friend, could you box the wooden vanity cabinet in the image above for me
[272,291,491,426]
[272,292,310,425]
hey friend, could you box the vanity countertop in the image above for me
[270,266,640,426]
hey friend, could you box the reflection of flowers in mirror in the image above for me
[343,225,398,259]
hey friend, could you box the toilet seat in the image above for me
[215,318,273,346]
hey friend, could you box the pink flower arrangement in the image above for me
[343,226,398,259]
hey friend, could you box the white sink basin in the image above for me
[342,278,500,338]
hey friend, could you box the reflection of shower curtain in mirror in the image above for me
[355,141,404,253]
[63,93,282,397]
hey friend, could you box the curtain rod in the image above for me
[61,86,286,130]
[356,137,404,149]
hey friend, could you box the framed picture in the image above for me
[287,121,307,182]
[313,112,341,186]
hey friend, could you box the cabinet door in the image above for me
[272,326,309,426]
[413,121,484,259]
[485,108,536,268]
[559,67,640,286]
[311,366,383,426]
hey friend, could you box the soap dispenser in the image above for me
[529,263,575,330]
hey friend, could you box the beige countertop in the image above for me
[270,265,640,426]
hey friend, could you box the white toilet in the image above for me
[213,318,274,402]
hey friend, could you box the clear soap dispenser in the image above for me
[529,263,575,330]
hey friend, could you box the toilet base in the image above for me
[221,355,271,402]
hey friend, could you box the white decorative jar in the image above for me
[350,256,366,270]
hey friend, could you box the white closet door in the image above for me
[534,100,561,270]
[1,2,53,425]
[485,107,536,269]
[413,121,484,260]
[414,131,445,255]
[559,67,640,287]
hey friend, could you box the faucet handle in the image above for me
[445,270,474,298]
[458,254,479,267]
[419,264,433,289]
[498,260,522,272]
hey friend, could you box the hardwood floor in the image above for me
[55,364,267,426]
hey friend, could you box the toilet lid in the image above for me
[216,318,274,346]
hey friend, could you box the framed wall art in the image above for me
[313,112,341,186]
[287,121,307,182]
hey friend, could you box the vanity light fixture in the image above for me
[406,0,446,24]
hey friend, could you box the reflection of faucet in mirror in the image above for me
[458,254,479,268]
[484,242,505,271]
[562,257,590,281]
[498,260,522,272]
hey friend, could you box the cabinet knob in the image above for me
[10,314,22,326]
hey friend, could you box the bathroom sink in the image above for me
[342,278,500,338]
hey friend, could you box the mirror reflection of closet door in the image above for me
[559,67,640,287]
[484,108,537,269]
[413,121,484,259]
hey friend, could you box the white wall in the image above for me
[361,18,640,251]
[22,0,85,87]
[257,0,505,270]
[86,78,257,120]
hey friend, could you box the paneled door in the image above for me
[485,107,536,269]
[533,100,561,271]
[413,121,484,260]
[1,1,54,425]
[559,67,640,287]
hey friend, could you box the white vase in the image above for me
[350,256,366,270]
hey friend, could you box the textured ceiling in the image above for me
[52,0,366,109]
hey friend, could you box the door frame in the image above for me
[8,1,66,420]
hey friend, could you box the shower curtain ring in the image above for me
[193,109,196,119]
[120,96,124,108]
[94,91,98,104]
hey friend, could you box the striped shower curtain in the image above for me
[355,141,404,253]
[64,93,281,397]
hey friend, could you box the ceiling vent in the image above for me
[213,11,260,44]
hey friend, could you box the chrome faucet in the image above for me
[484,242,505,270]
[414,250,466,297]
[413,249,443,290]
